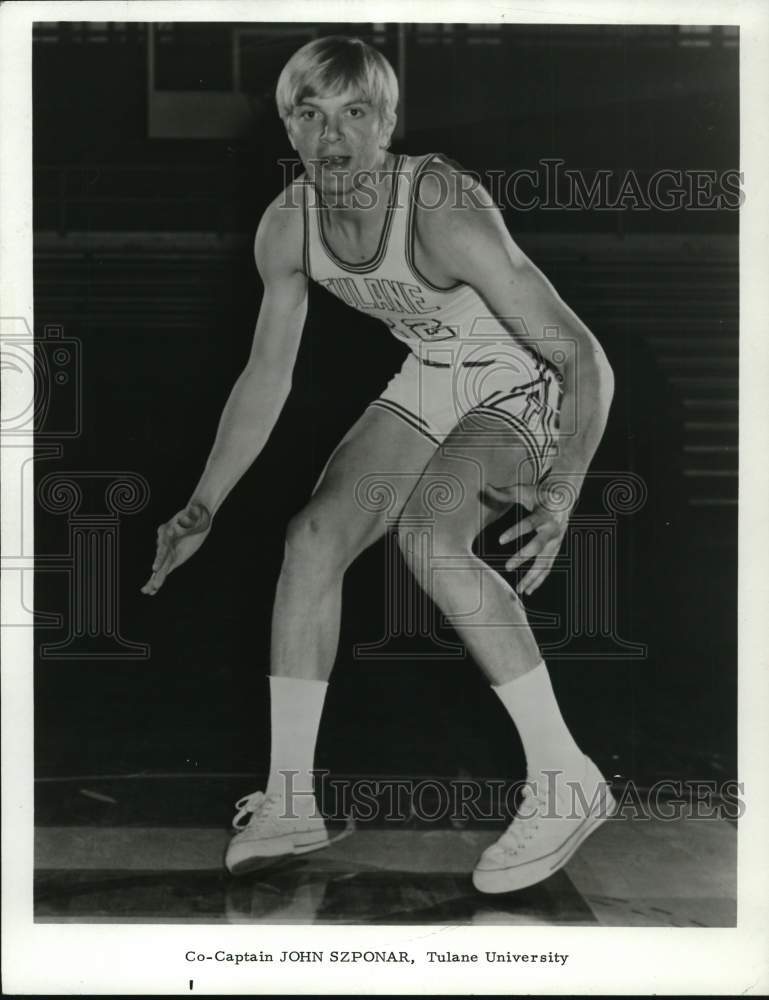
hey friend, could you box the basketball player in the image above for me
[141,36,617,894]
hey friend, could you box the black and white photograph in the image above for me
[1,0,768,994]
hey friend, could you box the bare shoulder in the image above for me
[254,184,306,279]
[414,154,526,269]
[416,154,498,215]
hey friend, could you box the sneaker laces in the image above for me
[497,784,548,855]
[231,790,282,832]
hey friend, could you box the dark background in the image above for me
[33,23,738,798]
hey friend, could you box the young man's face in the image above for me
[285,86,393,197]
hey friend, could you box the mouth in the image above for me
[316,155,351,169]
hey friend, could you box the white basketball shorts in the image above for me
[368,349,563,485]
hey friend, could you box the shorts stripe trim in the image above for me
[486,377,546,398]
[374,396,430,428]
[543,403,558,455]
[472,405,545,482]
[368,400,442,446]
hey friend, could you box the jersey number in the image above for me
[385,317,458,342]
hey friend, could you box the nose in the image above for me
[320,116,342,143]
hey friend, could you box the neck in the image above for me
[318,151,397,223]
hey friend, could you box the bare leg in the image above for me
[271,405,438,681]
[397,413,545,685]
[225,407,437,871]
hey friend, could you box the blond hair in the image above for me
[276,36,398,126]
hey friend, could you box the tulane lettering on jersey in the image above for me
[316,276,437,315]
[316,275,459,343]
[301,152,538,357]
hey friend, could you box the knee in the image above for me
[396,513,475,571]
[285,505,336,560]
[284,504,354,574]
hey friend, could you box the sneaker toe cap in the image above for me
[474,844,514,871]
[225,831,290,869]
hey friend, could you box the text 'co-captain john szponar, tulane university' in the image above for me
[185,948,571,965]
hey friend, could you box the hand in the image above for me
[140,500,212,596]
[486,479,574,596]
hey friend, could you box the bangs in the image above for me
[294,61,369,107]
[276,36,398,120]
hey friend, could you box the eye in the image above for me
[347,107,365,118]
[298,109,317,121]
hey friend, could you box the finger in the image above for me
[141,572,162,595]
[499,505,554,546]
[143,572,164,595]
[166,519,187,540]
[151,556,175,589]
[505,536,545,572]
[154,522,181,566]
[517,558,552,595]
[517,546,558,594]
[146,552,172,584]
[152,538,171,573]
[525,575,548,595]
[504,520,557,569]
[151,544,165,573]
[521,532,566,593]
[518,565,549,595]
[499,516,535,547]
[151,536,177,578]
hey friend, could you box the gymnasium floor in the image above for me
[34,777,736,926]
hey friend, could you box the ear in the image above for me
[284,116,298,152]
[379,111,397,150]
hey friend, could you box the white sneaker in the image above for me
[472,756,616,894]
[224,790,331,876]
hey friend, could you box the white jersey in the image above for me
[300,152,543,377]
[296,152,562,478]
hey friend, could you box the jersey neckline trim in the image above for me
[313,154,406,275]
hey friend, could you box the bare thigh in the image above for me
[399,411,540,551]
[290,404,439,564]
[396,411,552,683]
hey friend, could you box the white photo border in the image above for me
[2,0,768,994]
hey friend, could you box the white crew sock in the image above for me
[492,659,584,781]
[265,675,328,815]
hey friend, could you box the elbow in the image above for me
[601,355,615,403]
[565,337,614,403]
[585,335,614,402]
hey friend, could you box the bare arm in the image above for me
[418,164,615,499]
[140,196,307,596]
[189,198,308,518]
[416,163,615,595]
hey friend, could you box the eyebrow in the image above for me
[296,97,372,108]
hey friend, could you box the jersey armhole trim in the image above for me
[406,152,466,294]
